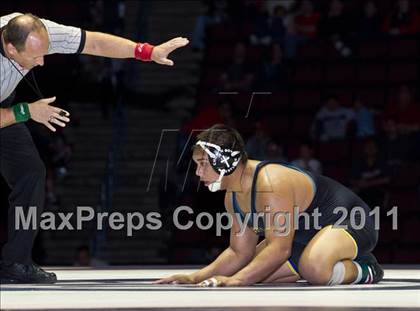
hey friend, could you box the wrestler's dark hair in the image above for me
[194,124,248,164]
[3,13,47,52]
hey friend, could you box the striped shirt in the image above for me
[0,12,86,104]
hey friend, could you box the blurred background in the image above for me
[0,0,419,267]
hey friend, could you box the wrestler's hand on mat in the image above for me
[154,274,197,284]
[29,97,70,132]
[151,37,189,66]
[198,276,246,287]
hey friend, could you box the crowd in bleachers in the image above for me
[171,0,420,264]
[1,0,418,265]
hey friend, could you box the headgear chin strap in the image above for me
[207,172,224,192]
[195,140,242,192]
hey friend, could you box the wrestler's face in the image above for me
[193,149,220,187]
[8,30,49,70]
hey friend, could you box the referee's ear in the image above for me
[5,42,19,58]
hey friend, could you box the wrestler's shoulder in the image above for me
[256,165,292,193]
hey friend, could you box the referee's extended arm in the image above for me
[0,13,189,130]
[82,31,189,66]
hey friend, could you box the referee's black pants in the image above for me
[0,123,46,264]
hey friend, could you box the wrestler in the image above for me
[157,124,383,287]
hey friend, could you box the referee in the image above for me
[0,12,188,284]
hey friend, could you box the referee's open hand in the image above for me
[28,97,70,132]
[151,37,189,66]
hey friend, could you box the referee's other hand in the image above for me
[28,97,70,132]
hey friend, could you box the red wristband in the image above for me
[134,42,154,61]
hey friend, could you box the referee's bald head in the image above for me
[3,13,47,52]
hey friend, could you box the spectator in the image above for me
[291,143,322,174]
[385,85,420,135]
[380,118,414,169]
[219,42,255,91]
[180,97,235,133]
[383,0,420,35]
[294,0,321,39]
[46,133,72,209]
[191,0,229,51]
[226,0,261,26]
[50,134,73,179]
[319,0,352,57]
[353,96,376,138]
[270,5,289,44]
[265,140,288,162]
[81,0,123,119]
[245,122,270,160]
[249,4,273,46]
[257,43,288,90]
[74,246,91,267]
[266,0,297,15]
[351,139,390,208]
[249,4,287,46]
[312,95,355,142]
[357,0,383,39]
[73,245,107,267]
[178,98,236,169]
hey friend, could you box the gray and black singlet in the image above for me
[232,161,379,273]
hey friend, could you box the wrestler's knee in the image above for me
[298,252,333,285]
[299,262,331,284]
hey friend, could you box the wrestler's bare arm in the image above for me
[189,194,259,282]
[231,183,296,285]
[156,194,258,284]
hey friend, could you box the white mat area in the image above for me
[1,266,419,310]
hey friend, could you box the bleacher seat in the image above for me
[378,218,401,244]
[373,247,392,263]
[316,141,351,163]
[246,46,264,63]
[400,218,420,243]
[290,115,313,139]
[292,89,322,112]
[328,88,354,106]
[390,164,420,188]
[350,139,368,161]
[358,41,389,60]
[207,24,236,42]
[357,64,387,85]
[386,190,419,214]
[393,249,420,264]
[264,116,290,139]
[356,89,386,109]
[254,91,290,112]
[322,164,349,184]
[296,41,326,61]
[325,64,356,85]
[292,64,324,86]
[388,38,419,59]
[286,141,303,160]
[388,63,418,84]
[206,44,235,64]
